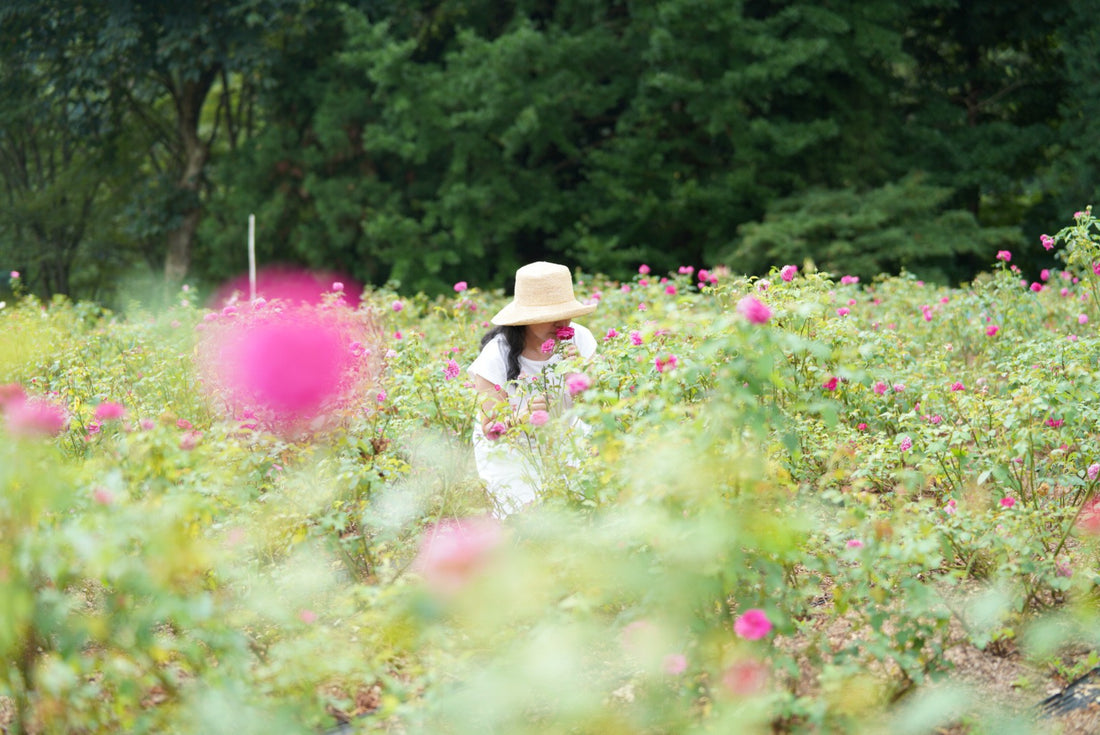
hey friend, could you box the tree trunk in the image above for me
[163,71,217,284]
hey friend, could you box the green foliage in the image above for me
[732,175,1025,283]
[3,212,1100,731]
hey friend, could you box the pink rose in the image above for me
[565,373,592,395]
[736,295,772,324]
[453,281,468,292]
[779,264,797,282]
[94,401,127,421]
[414,516,503,596]
[733,608,773,640]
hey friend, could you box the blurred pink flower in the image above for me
[721,659,769,696]
[950,381,965,392]
[678,265,695,276]
[209,311,355,425]
[1088,463,1100,481]
[655,355,678,373]
[376,390,387,404]
[299,609,318,624]
[1030,282,1043,293]
[996,250,1012,262]
[840,275,859,285]
[986,325,999,336]
[1079,314,1089,325]
[823,376,839,391]
[331,281,344,292]
[1000,496,1016,509]
[836,307,850,317]
[180,430,203,450]
[665,284,677,295]
[540,339,555,355]
[1046,418,1064,428]
[663,653,688,675]
[733,608,773,640]
[6,398,69,437]
[0,383,27,408]
[1079,500,1100,535]
[95,401,127,421]
[443,359,461,381]
[392,300,404,312]
[630,331,644,346]
[736,295,772,324]
[873,381,887,395]
[898,435,913,452]
[92,486,115,505]
[566,373,592,394]
[857,422,868,431]
[414,516,503,596]
[139,418,155,431]
[779,265,797,282]
[1041,234,1055,251]
[9,270,19,279]
[638,264,651,275]
[453,281,468,292]
[555,326,575,340]
[485,421,507,440]
[530,410,549,427]
[604,328,619,341]
[846,539,864,549]
[945,499,957,515]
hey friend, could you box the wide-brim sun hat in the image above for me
[490,261,597,326]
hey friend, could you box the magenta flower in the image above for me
[179,430,203,451]
[638,264,651,275]
[331,281,344,292]
[540,339,555,355]
[414,516,503,596]
[996,250,1012,262]
[555,325,575,340]
[679,265,695,275]
[485,421,507,440]
[391,300,404,312]
[5,398,69,437]
[945,499,957,515]
[950,381,965,392]
[857,422,868,431]
[94,402,127,421]
[836,307,850,317]
[846,539,864,549]
[1088,463,1099,481]
[736,295,772,324]
[733,609,773,640]
[823,376,839,391]
[453,281,468,292]
[986,325,999,336]
[873,381,888,395]
[565,372,592,395]
[211,312,353,424]
[376,390,387,404]
[898,435,913,452]
[629,330,644,346]
[530,410,549,427]
[1030,282,1043,293]
[665,284,677,295]
[604,328,619,341]
[443,359,460,381]
[840,275,860,285]
[779,264,797,282]
[1079,314,1089,325]
[655,355,678,373]
[1041,234,1055,251]
[1046,417,1064,428]
[1000,496,1016,509]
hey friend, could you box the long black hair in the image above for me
[480,325,527,382]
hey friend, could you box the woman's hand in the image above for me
[527,394,548,414]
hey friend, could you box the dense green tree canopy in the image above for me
[1,0,1095,299]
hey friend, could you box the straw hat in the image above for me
[490,261,596,326]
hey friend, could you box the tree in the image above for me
[0,0,303,285]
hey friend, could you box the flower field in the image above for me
[3,212,1100,734]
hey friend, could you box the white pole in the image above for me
[248,213,256,301]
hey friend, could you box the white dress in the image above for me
[467,323,597,514]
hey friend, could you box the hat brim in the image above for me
[490,300,597,326]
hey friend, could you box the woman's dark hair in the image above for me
[480,325,526,382]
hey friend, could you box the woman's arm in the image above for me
[473,375,546,434]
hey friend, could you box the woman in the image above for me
[467,261,597,515]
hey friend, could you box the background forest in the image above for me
[1,0,1097,301]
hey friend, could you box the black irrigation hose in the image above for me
[1038,666,1100,718]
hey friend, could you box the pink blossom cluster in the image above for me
[0,384,69,438]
